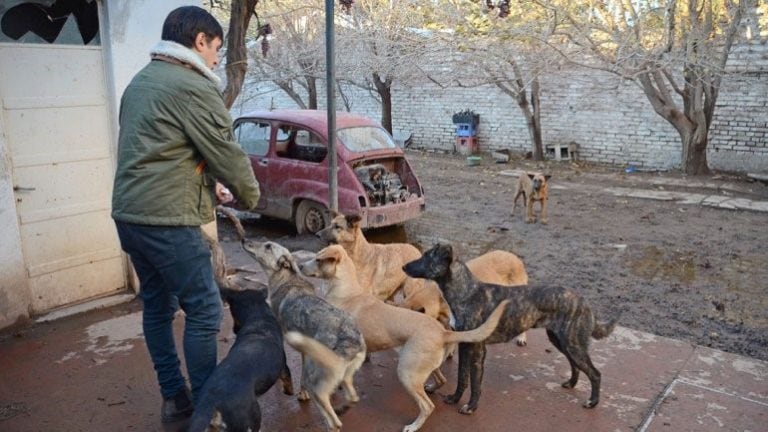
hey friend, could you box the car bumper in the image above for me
[361,196,426,229]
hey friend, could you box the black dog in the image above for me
[187,287,293,432]
[403,243,618,414]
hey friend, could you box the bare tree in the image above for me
[422,1,557,160]
[336,0,434,133]
[221,0,260,109]
[538,0,749,175]
[245,2,327,109]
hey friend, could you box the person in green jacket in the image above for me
[111,6,260,423]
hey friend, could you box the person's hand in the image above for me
[215,182,234,204]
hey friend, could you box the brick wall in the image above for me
[234,41,768,173]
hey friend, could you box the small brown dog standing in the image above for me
[512,171,551,224]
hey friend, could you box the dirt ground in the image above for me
[220,149,768,362]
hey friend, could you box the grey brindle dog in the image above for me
[242,239,366,432]
[403,243,618,414]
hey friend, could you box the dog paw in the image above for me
[297,389,311,402]
[459,404,475,415]
[443,394,461,405]
[515,338,527,347]
[583,399,598,409]
[561,380,576,389]
[526,218,534,224]
[541,219,548,225]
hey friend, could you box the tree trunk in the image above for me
[275,81,307,109]
[222,0,259,109]
[372,72,393,133]
[680,121,711,176]
[306,75,318,109]
[530,77,544,161]
[514,79,544,161]
[637,71,712,175]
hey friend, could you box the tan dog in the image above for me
[299,245,509,432]
[317,213,424,301]
[511,171,551,224]
[401,250,531,346]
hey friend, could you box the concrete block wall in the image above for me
[234,42,768,173]
[709,41,768,172]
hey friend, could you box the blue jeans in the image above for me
[115,222,222,401]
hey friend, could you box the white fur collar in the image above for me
[150,40,222,86]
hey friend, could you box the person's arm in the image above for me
[183,92,260,209]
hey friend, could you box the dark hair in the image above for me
[161,6,223,48]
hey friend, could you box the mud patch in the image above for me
[0,402,28,420]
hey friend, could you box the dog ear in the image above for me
[448,244,458,263]
[544,174,552,180]
[316,246,342,263]
[277,254,293,270]
[345,214,362,227]
[527,172,536,180]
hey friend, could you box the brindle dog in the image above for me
[403,243,618,414]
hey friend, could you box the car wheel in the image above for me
[294,200,329,235]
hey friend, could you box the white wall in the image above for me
[0,105,31,328]
[101,0,201,161]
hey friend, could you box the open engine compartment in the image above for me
[353,162,412,206]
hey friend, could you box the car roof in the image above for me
[236,109,382,136]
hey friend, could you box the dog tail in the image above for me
[592,316,620,339]
[284,331,346,372]
[444,300,510,344]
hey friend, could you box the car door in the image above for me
[269,123,329,220]
[233,120,271,210]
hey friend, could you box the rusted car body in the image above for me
[233,110,425,233]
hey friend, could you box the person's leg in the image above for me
[115,222,187,399]
[157,226,222,400]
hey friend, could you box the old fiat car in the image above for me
[233,109,426,233]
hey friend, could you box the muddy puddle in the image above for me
[628,246,768,327]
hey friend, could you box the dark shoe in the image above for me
[161,388,193,423]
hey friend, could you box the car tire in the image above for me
[294,199,329,235]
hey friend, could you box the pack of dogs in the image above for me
[189,172,620,432]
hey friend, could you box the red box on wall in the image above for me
[456,136,478,155]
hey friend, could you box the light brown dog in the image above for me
[317,213,424,301]
[401,250,531,345]
[511,171,551,224]
[299,245,509,432]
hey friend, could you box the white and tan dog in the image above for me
[300,245,509,432]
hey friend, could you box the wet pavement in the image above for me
[1,291,766,432]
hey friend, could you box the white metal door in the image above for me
[0,43,125,313]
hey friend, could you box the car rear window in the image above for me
[338,127,397,152]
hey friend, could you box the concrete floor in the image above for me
[1,297,766,432]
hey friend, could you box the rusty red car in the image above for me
[233,109,426,234]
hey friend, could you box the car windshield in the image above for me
[337,126,397,152]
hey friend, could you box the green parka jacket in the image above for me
[111,52,259,226]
